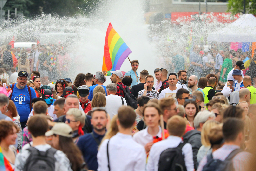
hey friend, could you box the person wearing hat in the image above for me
[227,61,245,91]
[64,78,72,87]
[15,115,73,171]
[125,60,139,86]
[232,69,244,92]
[46,122,85,171]
[78,85,91,113]
[110,70,126,97]
[10,71,37,129]
[62,87,74,98]
[88,71,107,101]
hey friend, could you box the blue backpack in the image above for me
[202,149,242,171]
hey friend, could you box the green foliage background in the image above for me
[227,0,256,15]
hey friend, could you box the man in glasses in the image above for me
[125,60,139,86]
[138,75,159,99]
[10,71,37,129]
[176,88,190,106]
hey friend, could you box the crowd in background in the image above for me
[0,42,255,171]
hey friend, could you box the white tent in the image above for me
[207,14,256,42]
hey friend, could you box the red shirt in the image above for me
[79,99,91,114]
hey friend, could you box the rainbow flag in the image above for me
[102,23,132,75]
[0,147,5,171]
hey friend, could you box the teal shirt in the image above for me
[125,69,138,86]
[220,58,233,83]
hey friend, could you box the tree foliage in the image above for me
[4,0,101,18]
[227,0,256,15]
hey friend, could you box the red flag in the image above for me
[9,36,15,48]
[37,40,40,45]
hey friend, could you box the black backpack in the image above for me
[117,84,137,109]
[202,149,242,171]
[158,142,187,171]
[23,147,57,171]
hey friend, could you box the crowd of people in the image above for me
[0,43,256,171]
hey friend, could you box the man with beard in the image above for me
[188,75,204,96]
[177,70,189,90]
[77,108,108,171]
[110,70,126,97]
[10,71,37,129]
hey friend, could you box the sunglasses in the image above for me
[132,64,139,67]
[154,68,163,73]
[66,118,77,124]
[57,79,65,83]
[185,98,196,103]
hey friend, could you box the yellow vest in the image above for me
[247,86,256,104]
[203,86,214,104]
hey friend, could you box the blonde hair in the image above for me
[66,108,86,126]
[93,86,106,96]
[91,92,106,108]
[201,120,220,146]
[101,115,118,146]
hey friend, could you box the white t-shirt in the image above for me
[227,69,244,87]
[106,94,127,119]
[9,72,18,84]
[28,105,57,120]
[133,126,162,147]
[159,87,178,99]
[15,144,72,171]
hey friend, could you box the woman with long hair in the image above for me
[65,108,86,143]
[55,79,68,98]
[49,123,85,171]
[101,115,118,144]
[0,120,19,170]
[74,73,86,88]
[5,100,22,151]
[184,100,199,128]
[197,120,220,164]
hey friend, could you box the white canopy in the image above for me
[207,14,256,42]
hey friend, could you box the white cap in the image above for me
[45,123,73,137]
[110,70,123,79]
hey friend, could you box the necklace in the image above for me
[0,146,9,151]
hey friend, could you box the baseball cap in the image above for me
[63,87,74,98]
[110,70,123,79]
[236,61,245,69]
[64,78,72,83]
[232,69,242,76]
[18,71,28,77]
[45,123,73,137]
[78,85,90,97]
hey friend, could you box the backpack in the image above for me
[117,84,137,109]
[23,147,57,171]
[202,149,242,171]
[158,142,187,171]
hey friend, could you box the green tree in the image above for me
[3,0,33,17]
[227,0,256,15]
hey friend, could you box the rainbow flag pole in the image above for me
[102,23,132,75]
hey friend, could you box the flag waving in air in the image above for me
[102,23,132,75]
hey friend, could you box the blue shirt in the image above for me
[243,57,250,63]
[77,130,105,170]
[125,69,138,86]
[88,84,107,101]
[11,84,37,122]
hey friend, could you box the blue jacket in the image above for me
[11,84,37,122]
[125,69,138,86]
[77,130,105,170]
